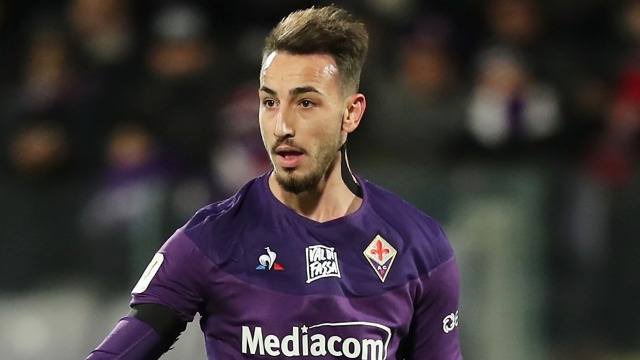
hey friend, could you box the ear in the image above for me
[342,93,366,134]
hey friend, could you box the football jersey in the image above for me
[131,172,462,359]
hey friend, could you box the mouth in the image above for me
[274,145,304,168]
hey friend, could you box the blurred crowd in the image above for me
[0,0,639,358]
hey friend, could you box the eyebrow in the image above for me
[259,85,321,97]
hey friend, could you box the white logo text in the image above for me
[306,245,340,283]
[242,323,390,359]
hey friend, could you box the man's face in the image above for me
[259,51,345,194]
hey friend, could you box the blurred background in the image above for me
[0,0,638,359]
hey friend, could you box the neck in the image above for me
[268,153,362,223]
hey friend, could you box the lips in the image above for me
[274,145,304,168]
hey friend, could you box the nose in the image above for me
[274,107,294,138]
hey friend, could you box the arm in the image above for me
[86,230,207,359]
[86,305,186,360]
[407,255,463,359]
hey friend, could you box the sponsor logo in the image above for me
[256,247,284,270]
[242,322,390,359]
[305,245,340,283]
[363,235,397,282]
[132,253,164,294]
[442,311,459,334]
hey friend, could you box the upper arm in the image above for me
[87,230,211,359]
[407,256,463,359]
[130,229,211,322]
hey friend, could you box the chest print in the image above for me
[305,245,341,283]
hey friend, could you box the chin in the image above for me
[274,169,320,194]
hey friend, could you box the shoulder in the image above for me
[181,175,264,246]
[361,177,454,272]
[362,177,442,233]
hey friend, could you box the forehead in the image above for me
[260,51,340,91]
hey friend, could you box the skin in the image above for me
[259,51,366,222]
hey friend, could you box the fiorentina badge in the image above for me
[363,235,397,282]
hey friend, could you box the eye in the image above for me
[262,99,276,108]
[300,99,314,108]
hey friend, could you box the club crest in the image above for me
[363,235,397,282]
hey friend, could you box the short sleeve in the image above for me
[130,229,211,322]
[409,256,463,359]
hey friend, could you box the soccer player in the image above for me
[86,5,462,359]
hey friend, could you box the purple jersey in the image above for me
[130,172,462,359]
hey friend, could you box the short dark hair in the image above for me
[262,5,369,93]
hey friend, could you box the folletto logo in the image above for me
[241,322,391,359]
[442,311,459,334]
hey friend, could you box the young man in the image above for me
[87,5,462,359]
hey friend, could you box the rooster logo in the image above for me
[256,247,284,270]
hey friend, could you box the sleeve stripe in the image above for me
[129,303,187,340]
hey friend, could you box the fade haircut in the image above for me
[262,5,369,94]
